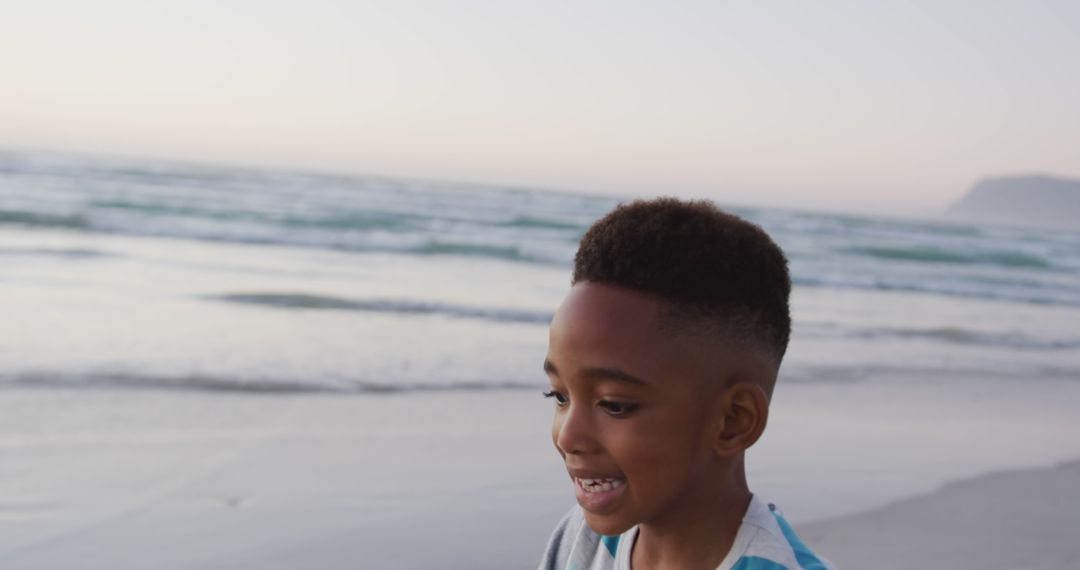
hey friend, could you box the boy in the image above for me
[539,198,832,569]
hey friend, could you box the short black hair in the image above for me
[572,197,791,364]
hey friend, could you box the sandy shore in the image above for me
[1,389,569,569]
[3,372,1079,568]
[800,460,1080,569]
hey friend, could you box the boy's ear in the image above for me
[711,381,769,457]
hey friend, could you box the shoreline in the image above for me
[3,372,1079,568]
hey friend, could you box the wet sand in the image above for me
[800,460,1080,569]
[3,372,1079,569]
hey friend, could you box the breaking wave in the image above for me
[207,292,553,324]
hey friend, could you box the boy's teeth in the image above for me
[579,477,625,493]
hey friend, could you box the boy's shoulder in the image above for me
[538,495,835,570]
[726,497,835,570]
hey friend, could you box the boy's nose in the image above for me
[553,403,598,456]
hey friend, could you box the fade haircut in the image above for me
[572,197,791,365]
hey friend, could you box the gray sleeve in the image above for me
[537,506,583,570]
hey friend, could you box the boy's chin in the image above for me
[583,511,637,537]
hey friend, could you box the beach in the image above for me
[4,369,1079,568]
[0,389,567,569]
[803,460,1080,569]
[3,150,1080,568]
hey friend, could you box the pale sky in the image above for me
[3,0,1079,214]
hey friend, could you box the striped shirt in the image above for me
[538,495,834,570]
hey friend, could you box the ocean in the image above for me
[2,149,1079,394]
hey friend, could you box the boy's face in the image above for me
[544,281,737,536]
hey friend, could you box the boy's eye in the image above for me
[542,390,569,407]
[598,400,639,417]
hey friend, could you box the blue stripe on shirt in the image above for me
[771,511,830,570]
[731,555,789,569]
[600,535,620,557]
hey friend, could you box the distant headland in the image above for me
[946,175,1080,231]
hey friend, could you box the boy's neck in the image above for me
[630,469,751,570]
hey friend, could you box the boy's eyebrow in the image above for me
[543,359,650,386]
